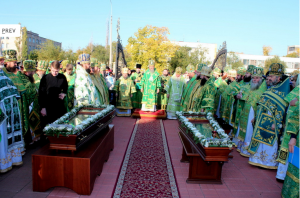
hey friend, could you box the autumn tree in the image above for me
[226,52,244,70]
[264,55,287,74]
[126,25,178,73]
[263,45,272,56]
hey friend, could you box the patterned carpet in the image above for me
[113,119,179,198]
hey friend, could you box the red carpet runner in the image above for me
[113,119,179,198]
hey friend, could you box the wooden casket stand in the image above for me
[32,125,114,195]
[178,117,231,184]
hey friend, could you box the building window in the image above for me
[289,47,295,51]
[250,60,257,65]
[295,63,299,69]
[1,43,4,49]
[33,38,35,43]
[29,46,31,50]
[6,37,9,39]
[243,59,249,65]
[1,37,4,39]
[286,62,292,68]
[29,38,31,42]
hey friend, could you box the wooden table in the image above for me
[178,125,231,184]
[32,125,114,195]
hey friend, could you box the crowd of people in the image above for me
[0,49,299,198]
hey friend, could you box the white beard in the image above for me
[250,79,262,90]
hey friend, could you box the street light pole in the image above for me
[109,0,113,68]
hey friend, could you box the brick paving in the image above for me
[0,117,283,198]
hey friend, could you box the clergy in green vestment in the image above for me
[74,54,101,106]
[248,63,290,169]
[220,69,238,123]
[276,75,299,182]
[89,58,107,105]
[185,63,206,112]
[3,52,40,145]
[221,68,248,124]
[228,67,249,126]
[193,66,217,113]
[33,60,48,90]
[231,66,254,140]
[64,64,75,111]
[180,64,200,111]
[140,60,161,112]
[130,64,143,109]
[21,60,42,142]
[234,67,267,156]
[98,63,110,105]
[214,67,229,117]
[0,64,24,173]
[277,81,299,198]
[165,67,185,119]
[158,69,170,110]
[114,67,136,116]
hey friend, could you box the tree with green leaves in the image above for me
[37,39,61,61]
[226,51,244,70]
[264,55,287,74]
[28,50,38,61]
[21,27,28,60]
[126,25,178,73]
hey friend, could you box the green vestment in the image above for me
[236,81,267,140]
[113,76,136,109]
[186,80,202,111]
[221,81,244,123]
[99,74,110,105]
[64,72,75,111]
[158,75,170,110]
[278,86,299,198]
[193,77,217,113]
[180,76,200,111]
[165,75,185,118]
[214,78,228,115]
[33,73,41,90]
[248,78,290,154]
[130,72,143,109]
[140,69,161,109]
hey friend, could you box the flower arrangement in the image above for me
[44,104,115,137]
[176,111,233,148]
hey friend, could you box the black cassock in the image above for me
[39,73,68,124]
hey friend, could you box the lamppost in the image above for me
[109,0,113,68]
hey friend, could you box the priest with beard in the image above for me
[74,54,101,106]
[248,63,290,169]
[193,66,217,113]
[2,50,38,145]
[231,65,255,141]
[39,61,68,124]
[180,64,203,111]
[221,67,247,124]
[140,60,161,112]
[233,66,267,156]
[34,60,48,90]
[22,60,42,141]
[214,67,229,117]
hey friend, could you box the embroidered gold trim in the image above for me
[286,171,299,183]
[248,161,278,169]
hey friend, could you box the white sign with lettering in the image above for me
[0,24,21,37]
